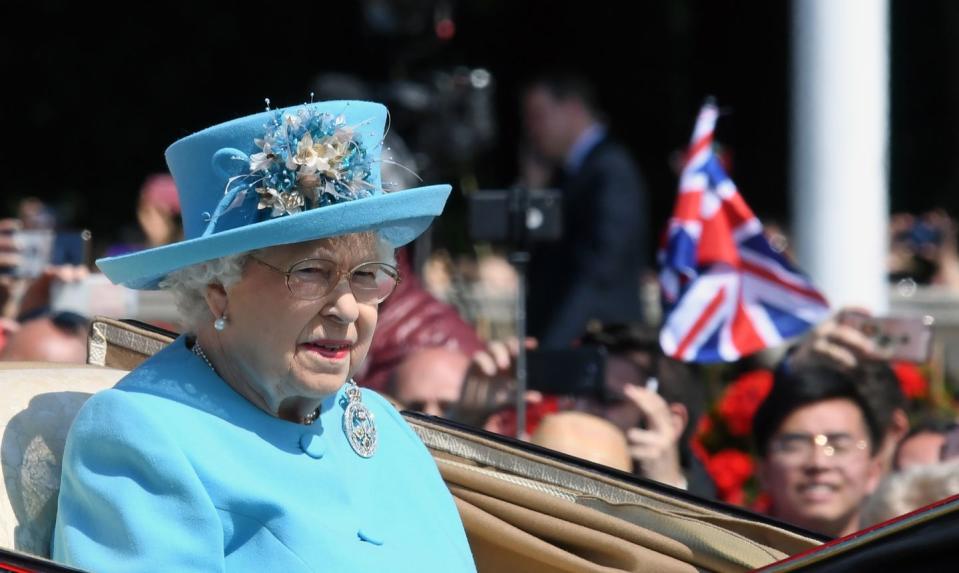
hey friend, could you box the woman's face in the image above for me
[215,235,382,414]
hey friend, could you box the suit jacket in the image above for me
[528,136,648,348]
[52,336,476,572]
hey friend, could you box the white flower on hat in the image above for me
[257,187,305,217]
[249,141,277,172]
[289,132,320,172]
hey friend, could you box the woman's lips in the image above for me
[300,341,351,361]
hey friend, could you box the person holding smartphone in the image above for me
[753,364,884,538]
[781,308,913,478]
[576,323,716,497]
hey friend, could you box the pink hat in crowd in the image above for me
[139,173,181,214]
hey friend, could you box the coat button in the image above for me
[299,432,325,459]
[357,529,384,545]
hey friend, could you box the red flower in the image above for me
[696,415,713,438]
[891,361,928,400]
[706,449,754,498]
[691,416,713,465]
[691,438,710,467]
[717,370,774,436]
[485,395,561,437]
[721,487,746,506]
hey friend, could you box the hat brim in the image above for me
[97,184,451,289]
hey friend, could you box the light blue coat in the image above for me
[52,337,476,572]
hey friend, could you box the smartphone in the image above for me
[838,310,935,363]
[5,229,91,278]
[526,347,608,399]
[10,229,54,278]
[50,229,92,267]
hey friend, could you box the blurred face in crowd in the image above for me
[391,347,470,416]
[523,87,583,161]
[758,398,881,538]
[895,430,946,471]
[0,317,87,363]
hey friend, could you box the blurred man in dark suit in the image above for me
[521,73,649,348]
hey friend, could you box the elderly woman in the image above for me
[52,101,476,572]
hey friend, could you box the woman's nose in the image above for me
[322,280,360,323]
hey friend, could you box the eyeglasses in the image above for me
[251,256,401,304]
[768,432,869,465]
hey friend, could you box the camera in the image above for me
[467,188,563,246]
[525,347,608,400]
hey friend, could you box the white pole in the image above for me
[791,0,890,313]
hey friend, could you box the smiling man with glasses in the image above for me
[752,364,884,538]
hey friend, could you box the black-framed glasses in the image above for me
[250,256,401,304]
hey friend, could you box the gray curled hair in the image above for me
[159,253,250,333]
[159,232,396,333]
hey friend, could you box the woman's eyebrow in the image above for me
[298,252,380,266]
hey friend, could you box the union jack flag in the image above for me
[658,100,830,363]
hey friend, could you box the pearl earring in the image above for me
[214,314,228,331]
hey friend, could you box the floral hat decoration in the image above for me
[97,99,451,289]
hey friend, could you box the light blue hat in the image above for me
[97,100,451,289]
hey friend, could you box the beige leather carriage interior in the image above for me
[0,317,821,572]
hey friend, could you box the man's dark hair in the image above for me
[523,71,602,116]
[753,364,884,458]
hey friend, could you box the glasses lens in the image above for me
[349,262,399,303]
[286,259,398,302]
[772,433,868,465]
[287,259,339,299]
[774,435,811,459]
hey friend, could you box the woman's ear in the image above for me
[204,283,228,319]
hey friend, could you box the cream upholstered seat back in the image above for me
[0,363,126,557]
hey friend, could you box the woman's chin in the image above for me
[292,371,349,397]
[310,359,357,386]
[280,348,361,398]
